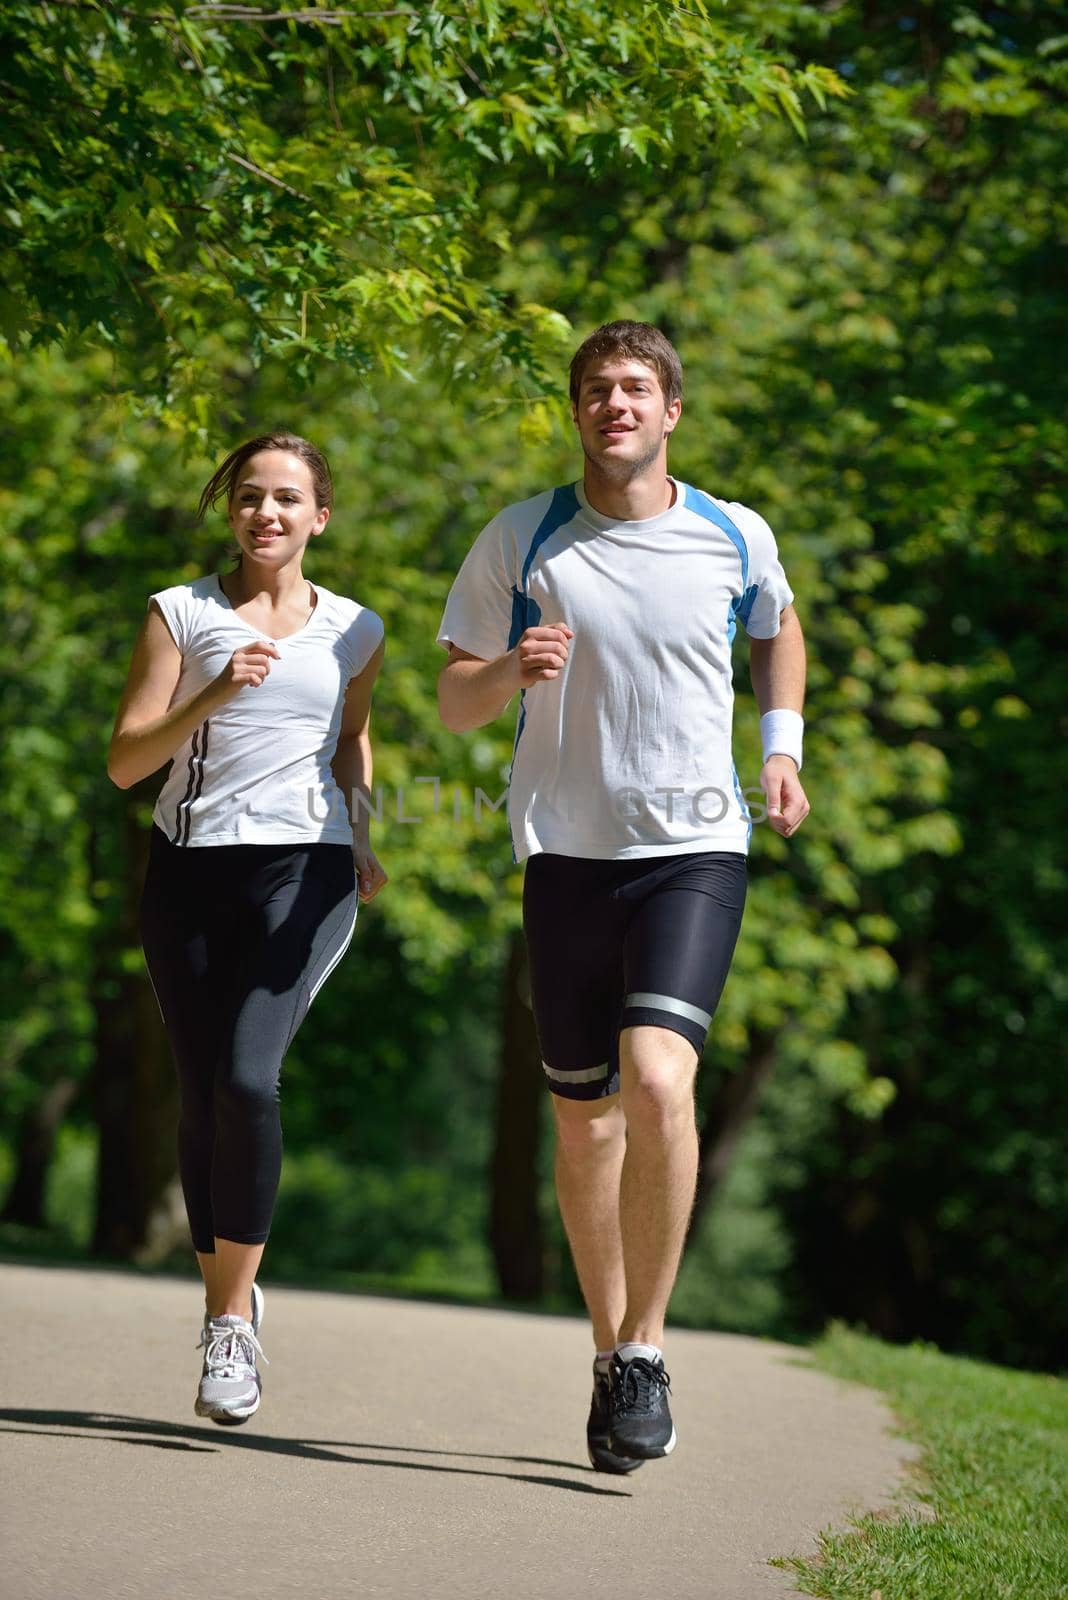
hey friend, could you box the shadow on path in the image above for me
[0,1409,630,1498]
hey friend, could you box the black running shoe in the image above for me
[587,1365,645,1475]
[608,1353,676,1459]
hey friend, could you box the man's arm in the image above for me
[748,603,810,838]
[437,625,574,733]
[748,602,805,715]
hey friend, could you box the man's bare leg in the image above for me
[617,1025,699,1348]
[551,1093,627,1352]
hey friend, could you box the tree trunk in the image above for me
[488,928,545,1299]
[686,1033,778,1250]
[0,1076,80,1227]
[135,1172,191,1266]
[91,792,178,1259]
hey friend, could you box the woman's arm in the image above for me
[331,637,388,901]
[107,603,280,790]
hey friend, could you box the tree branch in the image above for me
[45,0,416,18]
[224,149,315,203]
[186,5,417,18]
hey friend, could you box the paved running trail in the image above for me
[0,1263,917,1599]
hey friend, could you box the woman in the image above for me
[109,431,386,1424]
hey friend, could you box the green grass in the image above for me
[777,1324,1068,1600]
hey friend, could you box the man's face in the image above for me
[571,358,682,482]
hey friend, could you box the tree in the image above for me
[1,0,846,1263]
[3,2,1063,1372]
[2,0,844,431]
[468,2,1068,1364]
[755,1,1068,1370]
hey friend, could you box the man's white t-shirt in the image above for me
[150,575,384,847]
[437,479,793,862]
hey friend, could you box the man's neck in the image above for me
[582,464,676,522]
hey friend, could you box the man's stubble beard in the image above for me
[581,430,666,485]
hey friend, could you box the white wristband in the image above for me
[760,709,804,771]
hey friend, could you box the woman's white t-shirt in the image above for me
[150,575,384,847]
[437,480,794,862]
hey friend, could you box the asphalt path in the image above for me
[0,1263,918,1599]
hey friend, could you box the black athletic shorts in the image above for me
[522,851,747,1101]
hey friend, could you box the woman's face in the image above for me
[228,450,329,566]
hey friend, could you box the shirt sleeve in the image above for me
[729,504,795,640]
[344,608,385,678]
[148,586,188,654]
[436,515,516,660]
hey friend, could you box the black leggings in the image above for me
[140,826,357,1253]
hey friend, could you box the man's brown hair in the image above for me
[569,321,684,407]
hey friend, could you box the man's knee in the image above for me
[619,1028,697,1133]
[552,1092,625,1158]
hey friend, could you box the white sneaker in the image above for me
[194,1314,267,1425]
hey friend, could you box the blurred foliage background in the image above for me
[0,1,1064,1371]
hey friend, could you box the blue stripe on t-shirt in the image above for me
[507,585,541,651]
[683,483,755,647]
[683,482,749,587]
[520,483,581,591]
[506,484,580,848]
[731,759,753,847]
[737,583,760,628]
[685,484,754,837]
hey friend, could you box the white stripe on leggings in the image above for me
[308,901,359,1006]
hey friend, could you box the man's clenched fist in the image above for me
[513,624,574,687]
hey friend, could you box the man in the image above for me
[437,321,809,1473]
